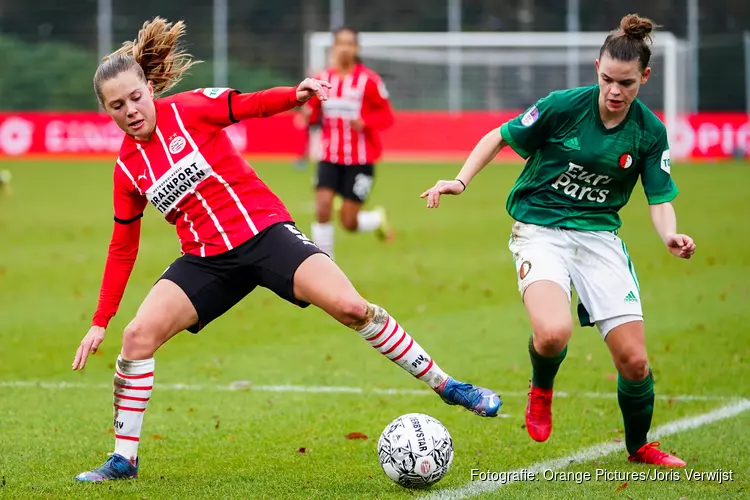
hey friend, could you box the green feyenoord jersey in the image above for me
[500,85,678,231]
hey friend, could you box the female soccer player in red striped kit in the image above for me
[299,27,395,260]
[72,17,501,483]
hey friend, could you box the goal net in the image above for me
[306,31,690,157]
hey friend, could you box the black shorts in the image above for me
[315,161,375,203]
[160,222,325,333]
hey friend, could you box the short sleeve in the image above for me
[641,129,678,204]
[499,93,559,159]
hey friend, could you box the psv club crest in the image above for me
[169,136,187,155]
[619,153,633,169]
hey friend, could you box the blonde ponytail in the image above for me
[94,17,200,105]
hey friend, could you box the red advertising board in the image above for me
[0,110,747,161]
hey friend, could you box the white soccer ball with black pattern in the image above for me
[377,413,454,488]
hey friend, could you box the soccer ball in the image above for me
[377,413,454,488]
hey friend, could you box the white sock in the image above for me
[113,355,154,462]
[356,210,382,232]
[311,222,334,259]
[356,304,448,388]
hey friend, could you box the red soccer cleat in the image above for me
[628,442,687,467]
[525,383,553,442]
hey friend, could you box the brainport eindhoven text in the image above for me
[470,468,734,484]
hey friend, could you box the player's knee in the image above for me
[618,354,650,381]
[335,296,370,328]
[340,212,358,232]
[121,320,159,359]
[316,205,332,223]
[533,322,572,355]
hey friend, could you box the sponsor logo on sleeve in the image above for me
[202,88,230,99]
[521,106,539,127]
[660,149,671,174]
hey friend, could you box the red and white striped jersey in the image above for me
[307,63,394,165]
[114,88,293,257]
[92,86,301,328]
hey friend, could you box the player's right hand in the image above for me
[72,326,106,371]
[295,78,331,103]
[420,179,466,208]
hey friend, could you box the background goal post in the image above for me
[306,31,689,158]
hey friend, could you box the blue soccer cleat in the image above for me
[435,377,502,417]
[75,453,138,483]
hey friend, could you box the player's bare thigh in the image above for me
[120,279,198,360]
[524,281,573,356]
[604,319,649,381]
[510,222,573,355]
[316,187,336,223]
[292,253,370,328]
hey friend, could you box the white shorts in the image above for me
[508,221,643,338]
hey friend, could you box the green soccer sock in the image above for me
[617,369,655,455]
[528,336,567,389]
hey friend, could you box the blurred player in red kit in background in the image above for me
[298,27,395,260]
[72,17,501,484]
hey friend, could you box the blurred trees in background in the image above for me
[1,0,749,110]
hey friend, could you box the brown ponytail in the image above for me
[600,14,661,72]
[93,17,200,106]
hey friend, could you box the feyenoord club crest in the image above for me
[519,261,532,280]
[619,153,633,169]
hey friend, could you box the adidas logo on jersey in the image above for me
[563,137,580,150]
[624,291,639,303]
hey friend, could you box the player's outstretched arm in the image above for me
[649,202,696,259]
[72,218,143,371]
[420,128,507,208]
[229,79,331,121]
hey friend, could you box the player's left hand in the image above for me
[296,78,331,103]
[349,118,365,131]
[665,233,696,259]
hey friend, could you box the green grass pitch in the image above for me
[0,158,748,499]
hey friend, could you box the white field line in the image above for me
[0,380,735,402]
[422,398,750,500]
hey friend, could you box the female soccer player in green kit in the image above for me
[421,14,696,467]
